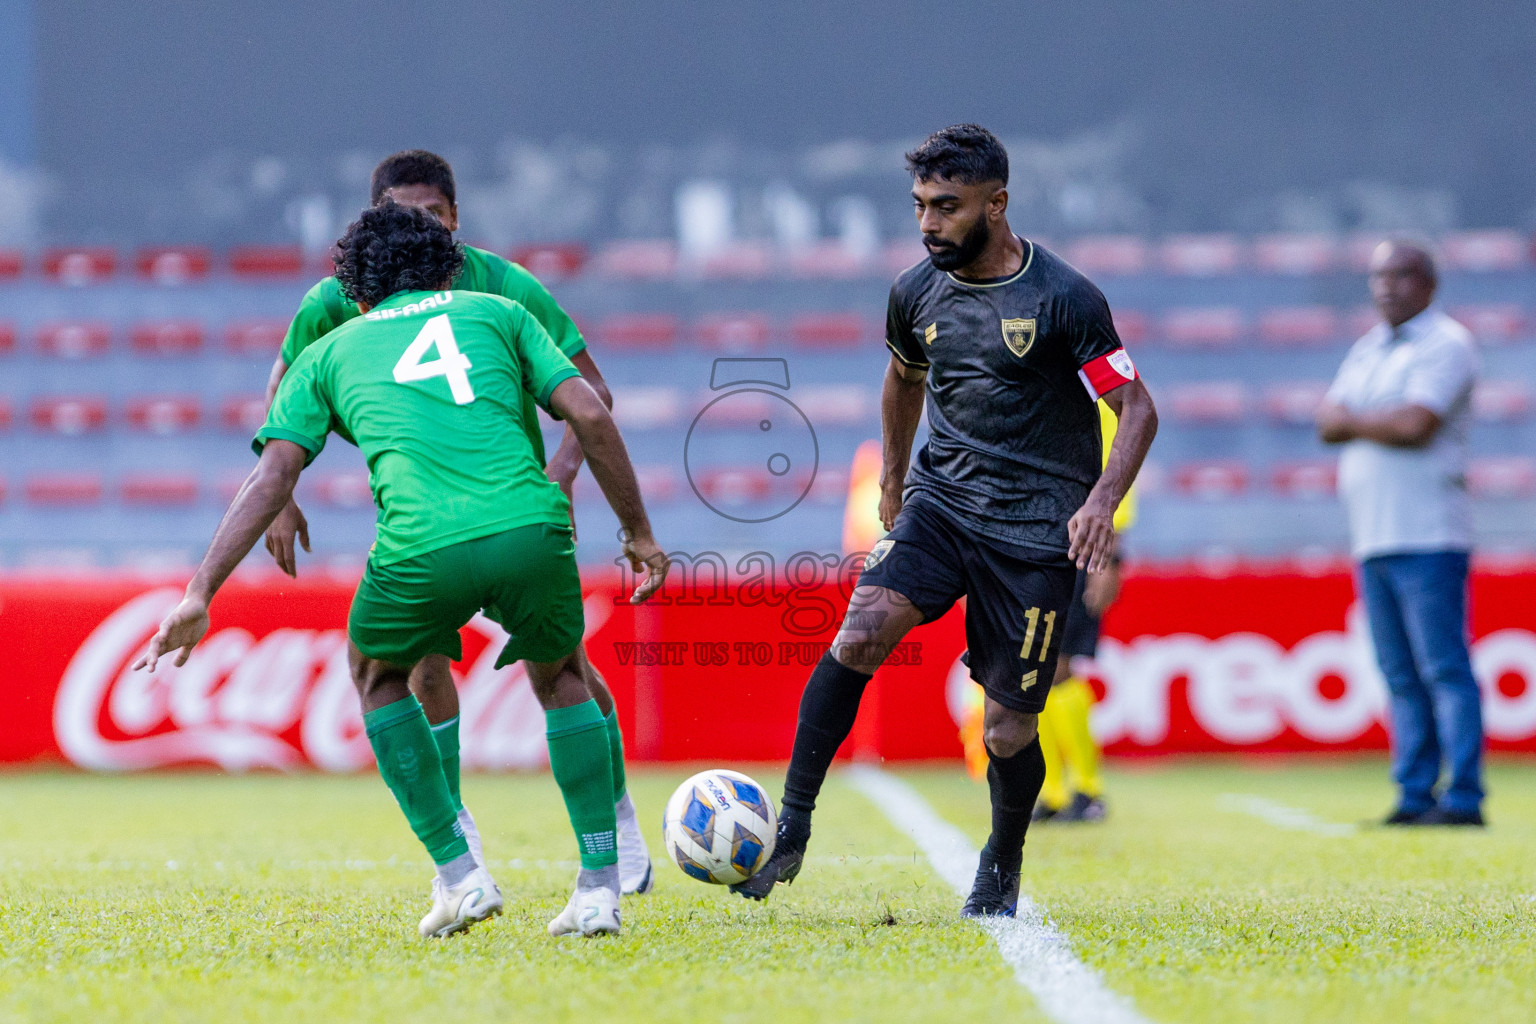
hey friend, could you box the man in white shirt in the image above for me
[1317,238,1484,826]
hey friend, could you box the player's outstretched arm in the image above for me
[261,354,312,574]
[547,376,669,604]
[880,356,928,530]
[133,440,309,672]
[1070,379,1158,573]
[545,350,613,507]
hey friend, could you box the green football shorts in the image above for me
[348,522,584,669]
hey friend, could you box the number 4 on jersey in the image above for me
[393,314,475,405]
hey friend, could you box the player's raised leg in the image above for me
[732,583,926,900]
[351,646,503,939]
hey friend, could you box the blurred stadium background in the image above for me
[2,1,1535,572]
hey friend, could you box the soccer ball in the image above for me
[662,769,778,885]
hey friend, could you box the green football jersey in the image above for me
[257,289,582,566]
[278,245,586,465]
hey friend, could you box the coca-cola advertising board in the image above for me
[4,568,1535,770]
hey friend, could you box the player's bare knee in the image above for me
[833,586,922,672]
[983,711,1039,758]
[525,652,587,709]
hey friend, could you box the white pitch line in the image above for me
[1216,794,1357,837]
[847,765,1152,1024]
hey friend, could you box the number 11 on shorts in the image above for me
[1019,607,1056,661]
[394,313,476,404]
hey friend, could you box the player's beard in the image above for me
[924,216,991,272]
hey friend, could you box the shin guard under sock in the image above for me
[604,708,628,804]
[365,696,468,866]
[430,714,464,812]
[546,700,618,869]
[780,653,873,839]
[984,737,1046,872]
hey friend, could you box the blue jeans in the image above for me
[1358,551,1484,814]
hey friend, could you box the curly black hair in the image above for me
[905,124,1009,186]
[332,201,465,308]
[370,149,456,206]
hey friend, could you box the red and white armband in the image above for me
[1077,348,1138,400]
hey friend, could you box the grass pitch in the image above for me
[2,760,1534,1024]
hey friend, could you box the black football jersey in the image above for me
[885,240,1137,552]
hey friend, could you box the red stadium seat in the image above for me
[700,243,774,280]
[1450,304,1525,344]
[590,240,677,280]
[120,473,200,506]
[1270,461,1338,498]
[0,322,14,354]
[0,250,21,278]
[228,245,305,278]
[1110,309,1149,344]
[1441,230,1527,272]
[1159,234,1243,276]
[131,321,205,356]
[795,385,875,426]
[693,467,773,505]
[1162,307,1244,348]
[1472,381,1532,423]
[1252,234,1339,275]
[695,313,771,353]
[42,247,116,284]
[135,246,213,284]
[596,314,678,350]
[1468,458,1536,498]
[1172,462,1250,499]
[26,473,105,506]
[1343,234,1386,272]
[1062,236,1147,276]
[790,313,868,349]
[124,396,202,435]
[789,243,872,279]
[576,463,680,504]
[635,465,681,503]
[1257,306,1341,347]
[882,239,928,275]
[36,322,111,358]
[311,473,374,509]
[804,466,850,505]
[692,388,779,425]
[610,387,683,430]
[1166,381,1248,424]
[220,395,269,433]
[509,244,587,279]
[1264,381,1330,425]
[30,396,109,435]
[0,396,11,429]
[1343,306,1380,339]
[225,320,288,356]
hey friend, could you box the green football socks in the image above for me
[545,699,619,869]
[365,696,469,867]
[430,714,464,812]
[604,708,628,804]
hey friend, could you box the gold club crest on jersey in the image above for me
[1001,317,1036,357]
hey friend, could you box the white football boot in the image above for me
[458,806,501,894]
[547,884,622,938]
[615,794,654,895]
[419,865,503,939]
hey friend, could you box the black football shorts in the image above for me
[856,498,1075,714]
[1058,568,1102,661]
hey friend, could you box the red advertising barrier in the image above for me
[4,568,1535,770]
